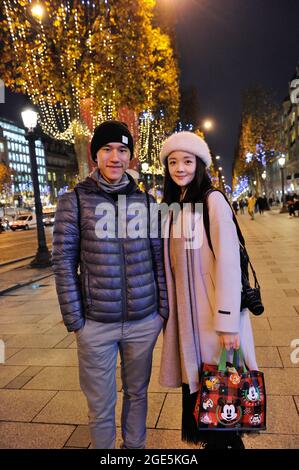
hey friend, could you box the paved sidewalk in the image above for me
[0,211,298,449]
[0,263,53,295]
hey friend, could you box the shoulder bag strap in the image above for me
[145,191,150,238]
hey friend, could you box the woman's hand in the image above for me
[219,333,240,351]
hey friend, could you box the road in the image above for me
[0,226,53,265]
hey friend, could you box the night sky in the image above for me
[172,0,299,182]
[1,0,299,185]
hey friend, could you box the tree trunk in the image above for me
[74,134,90,181]
[254,166,262,196]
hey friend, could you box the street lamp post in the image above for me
[261,170,267,195]
[21,109,51,268]
[217,166,223,190]
[278,155,288,213]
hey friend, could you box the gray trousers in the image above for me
[76,312,163,449]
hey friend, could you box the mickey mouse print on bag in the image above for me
[194,348,266,431]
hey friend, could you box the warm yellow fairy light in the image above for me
[31,3,44,20]
[3,0,171,153]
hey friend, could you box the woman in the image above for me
[247,194,256,220]
[158,131,258,449]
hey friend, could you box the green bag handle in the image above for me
[218,347,248,373]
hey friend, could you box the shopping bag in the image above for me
[193,348,266,431]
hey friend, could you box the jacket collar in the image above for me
[75,172,141,197]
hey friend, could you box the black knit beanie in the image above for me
[90,120,134,162]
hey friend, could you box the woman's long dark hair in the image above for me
[162,156,213,205]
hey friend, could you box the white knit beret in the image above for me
[160,131,212,168]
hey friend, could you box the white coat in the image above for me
[159,191,258,393]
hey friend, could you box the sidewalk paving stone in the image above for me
[5,348,78,367]
[255,347,283,367]
[265,395,299,434]
[243,433,299,449]
[278,347,299,368]
[261,368,299,395]
[260,305,298,317]
[253,329,298,347]
[41,323,70,336]
[251,317,271,330]
[0,365,27,388]
[64,425,91,448]
[19,366,44,377]
[0,324,51,335]
[4,375,33,389]
[4,333,67,349]
[23,366,122,392]
[0,389,57,421]
[156,393,181,430]
[0,422,75,449]
[54,335,76,349]
[33,390,88,425]
[5,348,22,360]
[0,314,48,324]
[268,317,299,330]
[23,366,81,391]
[142,429,198,449]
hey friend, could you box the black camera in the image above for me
[241,281,264,316]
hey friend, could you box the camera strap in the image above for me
[203,189,260,289]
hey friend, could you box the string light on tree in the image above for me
[1,0,179,179]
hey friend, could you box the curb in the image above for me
[0,255,34,268]
[0,272,54,296]
[0,245,53,269]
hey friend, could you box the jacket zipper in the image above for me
[119,239,128,322]
[115,203,128,322]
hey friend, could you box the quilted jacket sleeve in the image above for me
[148,195,169,320]
[52,191,84,332]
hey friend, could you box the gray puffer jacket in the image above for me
[52,174,169,332]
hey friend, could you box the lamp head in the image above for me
[278,155,286,167]
[21,109,38,131]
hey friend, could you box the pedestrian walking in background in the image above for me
[257,196,265,215]
[158,131,258,449]
[247,194,256,220]
[262,196,269,211]
[239,198,245,215]
[52,120,168,449]
[232,200,239,215]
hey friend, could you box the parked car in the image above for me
[42,208,56,226]
[9,214,37,231]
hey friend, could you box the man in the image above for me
[52,120,168,449]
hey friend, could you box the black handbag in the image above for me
[203,189,264,316]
